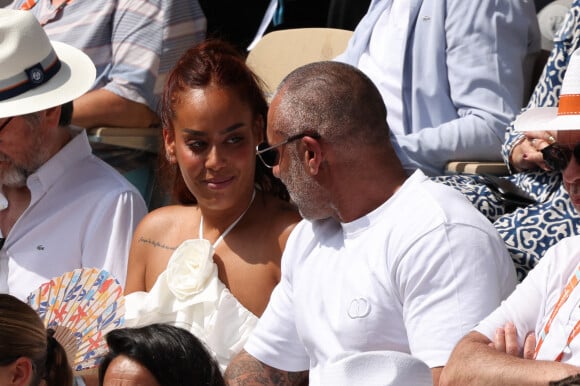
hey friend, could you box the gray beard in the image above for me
[283,155,329,221]
[0,167,28,188]
[0,117,49,188]
[0,152,42,188]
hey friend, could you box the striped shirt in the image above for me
[11,0,206,112]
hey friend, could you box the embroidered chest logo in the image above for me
[347,298,371,319]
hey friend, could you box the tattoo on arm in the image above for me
[137,236,176,251]
[225,351,308,386]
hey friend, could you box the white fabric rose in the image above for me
[123,238,259,371]
[166,239,216,300]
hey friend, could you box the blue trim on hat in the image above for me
[0,50,61,102]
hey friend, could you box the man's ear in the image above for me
[302,136,322,175]
[44,105,62,128]
[5,357,34,386]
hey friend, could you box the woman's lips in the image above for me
[205,176,235,189]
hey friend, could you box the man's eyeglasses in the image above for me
[541,143,580,171]
[256,132,321,168]
[0,117,13,132]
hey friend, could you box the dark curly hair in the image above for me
[98,324,224,386]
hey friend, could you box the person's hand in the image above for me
[509,131,557,172]
[489,322,536,359]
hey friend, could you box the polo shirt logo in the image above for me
[347,298,371,319]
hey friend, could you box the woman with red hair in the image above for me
[123,39,300,369]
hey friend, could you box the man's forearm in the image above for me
[224,350,308,386]
[72,89,159,129]
[440,332,580,386]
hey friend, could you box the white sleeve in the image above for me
[475,245,556,348]
[396,222,517,367]
[244,228,310,372]
[82,190,147,286]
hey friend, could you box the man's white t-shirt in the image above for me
[245,170,517,382]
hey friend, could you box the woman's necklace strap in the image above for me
[199,189,256,249]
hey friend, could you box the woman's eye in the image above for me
[186,140,207,151]
[227,136,244,144]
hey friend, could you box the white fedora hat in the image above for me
[0,9,96,119]
[318,351,433,386]
[514,48,580,132]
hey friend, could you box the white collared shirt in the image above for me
[0,130,147,300]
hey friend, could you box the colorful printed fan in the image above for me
[27,267,125,371]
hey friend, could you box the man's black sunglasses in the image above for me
[256,132,321,168]
[541,143,580,171]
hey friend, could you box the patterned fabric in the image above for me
[434,175,580,282]
[433,1,580,280]
[27,268,124,371]
[501,1,580,168]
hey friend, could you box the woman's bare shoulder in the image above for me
[136,204,197,233]
[131,204,199,253]
[126,204,198,293]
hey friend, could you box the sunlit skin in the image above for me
[124,85,300,317]
[511,130,557,171]
[0,357,35,386]
[167,86,261,215]
[101,355,160,386]
[267,92,333,221]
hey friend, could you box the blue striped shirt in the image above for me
[11,0,206,112]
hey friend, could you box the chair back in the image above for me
[246,27,353,99]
